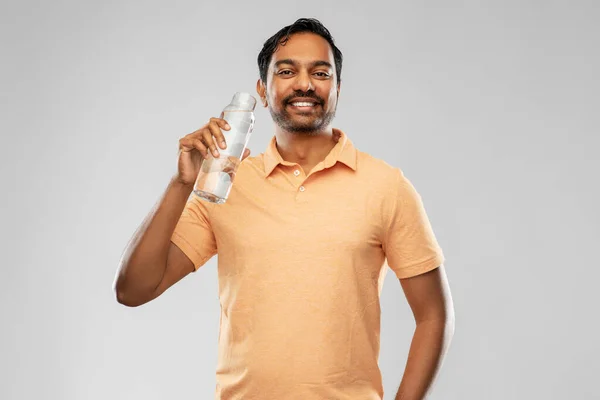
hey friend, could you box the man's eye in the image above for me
[277,71,329,77]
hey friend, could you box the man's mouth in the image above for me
[288,101,320,111]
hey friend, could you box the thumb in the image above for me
[241,148,251,160]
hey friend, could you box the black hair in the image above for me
[257,18,343,87]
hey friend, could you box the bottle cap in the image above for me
[230,92,257,111]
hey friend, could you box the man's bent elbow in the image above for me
[115,289,152,307]
[113,280,152,307]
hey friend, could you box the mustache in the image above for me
[285,95,322,104]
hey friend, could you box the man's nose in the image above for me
[291,71,315,93]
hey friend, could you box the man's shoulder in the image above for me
[355,149,403,179]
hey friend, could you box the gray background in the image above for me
[1,0,598,399]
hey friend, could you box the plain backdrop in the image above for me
[1,1,599,399]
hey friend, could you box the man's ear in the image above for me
[256,79,267,107]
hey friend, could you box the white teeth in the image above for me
[291,102,316,107]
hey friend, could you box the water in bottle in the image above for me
[193,92,257,204]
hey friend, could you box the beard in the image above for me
[269,101,337,136]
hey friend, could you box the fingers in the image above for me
[223,157,239,182]
[180,133,213,160]
[223,148,250,172]
[223,149,250,182]
[333,130,341,143]
[204,118,230,158]
[241,148,251,160]
[179,118,231,159]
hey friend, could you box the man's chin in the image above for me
[283,123,325,134]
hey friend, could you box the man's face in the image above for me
[257,32,340,135]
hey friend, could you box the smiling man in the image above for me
[115,17,454,400]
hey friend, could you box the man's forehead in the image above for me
[270,34,333,66]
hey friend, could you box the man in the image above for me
[114,18,454,400]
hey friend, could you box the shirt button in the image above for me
[294,169,300,176]
[299,186,305,192]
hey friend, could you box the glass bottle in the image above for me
[193,92,257,204]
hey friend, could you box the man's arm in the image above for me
[395,264,455,400]
[113,176,195,307]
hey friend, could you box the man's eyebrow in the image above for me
[273,59,333,69]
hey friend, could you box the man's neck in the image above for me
[274,127,338,173]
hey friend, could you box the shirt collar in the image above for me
[263,128,357,178]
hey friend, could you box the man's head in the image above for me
[256,18,343,135]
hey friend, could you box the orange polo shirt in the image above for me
[171,128,445,400]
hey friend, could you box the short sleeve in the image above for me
[382,168,445,279]
[171,195,218,271]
